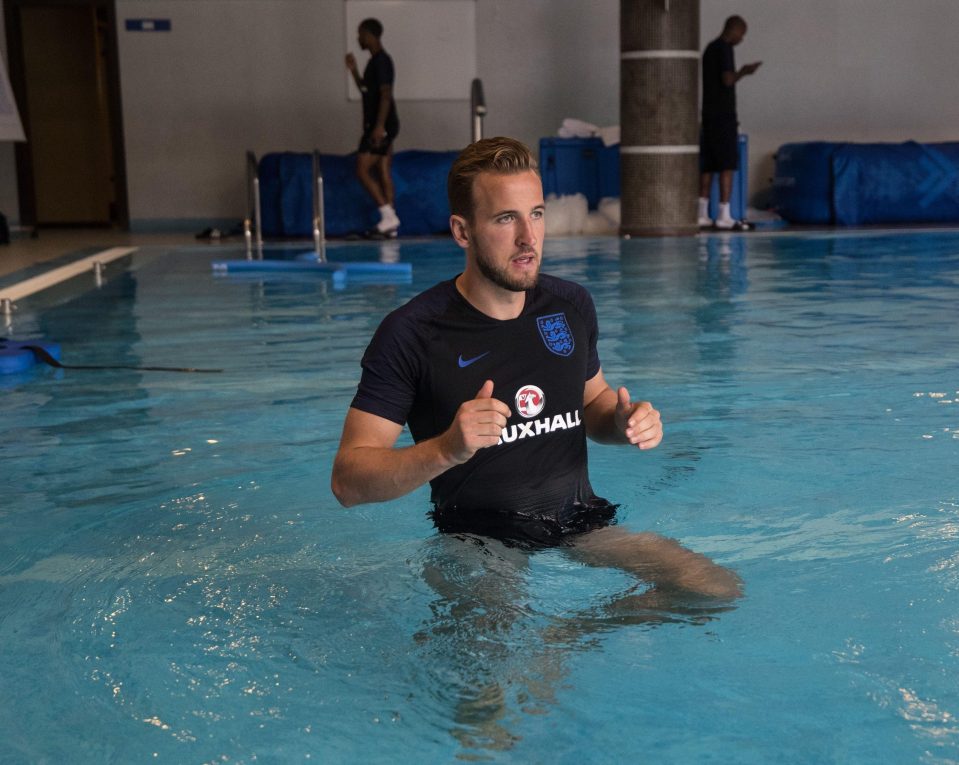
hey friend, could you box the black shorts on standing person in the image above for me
[700,114,739,174]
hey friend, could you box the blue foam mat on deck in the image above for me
[773,140,959,225]
[259,150,457,238]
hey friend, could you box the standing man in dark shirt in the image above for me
[332,136,741,600]
[346,18,401,237]
[698,15,761,230]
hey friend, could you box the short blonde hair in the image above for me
[447,137,539,220]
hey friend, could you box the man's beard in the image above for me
[475,248,540,292]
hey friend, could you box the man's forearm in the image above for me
[723,66,755,87]
[583,387,627,444]
[331,437,456,507]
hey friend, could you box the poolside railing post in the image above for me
[470,78,486,143]
[313,151,327,264]
[313,213,325,263]
[253,177,263,258]
[246,150,263,258]
[1,298,12,327]
[243,219,253,260]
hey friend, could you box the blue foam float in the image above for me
[0,338,62,375]
[211,255,412,287]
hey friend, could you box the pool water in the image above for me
[1,232,958,763]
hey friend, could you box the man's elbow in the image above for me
[330,466,359,507]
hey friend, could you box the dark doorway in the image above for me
[4,0,128,228]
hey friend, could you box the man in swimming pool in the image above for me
[332,137,740,599]
[345,17,400,237]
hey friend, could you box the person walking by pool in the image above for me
[345,17,401,237]
[698,15,761,230]
[332,136,741,600]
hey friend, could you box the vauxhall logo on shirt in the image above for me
[515,385,545,417]
[497,383,582,445]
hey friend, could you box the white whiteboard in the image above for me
[345,0,476,101]
[0,55,26,142]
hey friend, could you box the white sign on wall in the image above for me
[0,56,26,142]
[345,0,477,101]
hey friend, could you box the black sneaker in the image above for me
[363,227,398,240]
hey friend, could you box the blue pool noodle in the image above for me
[211,258,411,289]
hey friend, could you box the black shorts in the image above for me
[700,115,739,173]
[358,125,398,156]
[429,496,618,550]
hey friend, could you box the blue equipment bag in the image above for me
[772,141,843,224]
[539,137,620,210]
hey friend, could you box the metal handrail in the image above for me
[246,150,263,257]
[470,78,486,143]
[312,150,326,263]
[246,150,257,222]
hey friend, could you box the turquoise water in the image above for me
[1,232,958,763]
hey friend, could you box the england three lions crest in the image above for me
[536,312,574,357]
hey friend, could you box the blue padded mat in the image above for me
[773,140,959,225]
[259,150,458,238]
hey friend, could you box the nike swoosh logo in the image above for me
[457,352,490,368]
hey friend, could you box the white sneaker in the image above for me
[376,205,400,234]
[698,215,714,228]
[714,214,736,230]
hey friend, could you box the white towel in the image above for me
[557,118,620,147]
[558,118,599,139]
[598,125,620,147]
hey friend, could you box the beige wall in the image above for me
[114,0,618,227]
[4,1,959,227]
[701,0,959,206]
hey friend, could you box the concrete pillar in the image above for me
[620,0,700,236]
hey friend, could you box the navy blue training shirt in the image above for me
[350,274,602,517]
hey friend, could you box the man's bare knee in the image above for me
[569,526,742,600]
